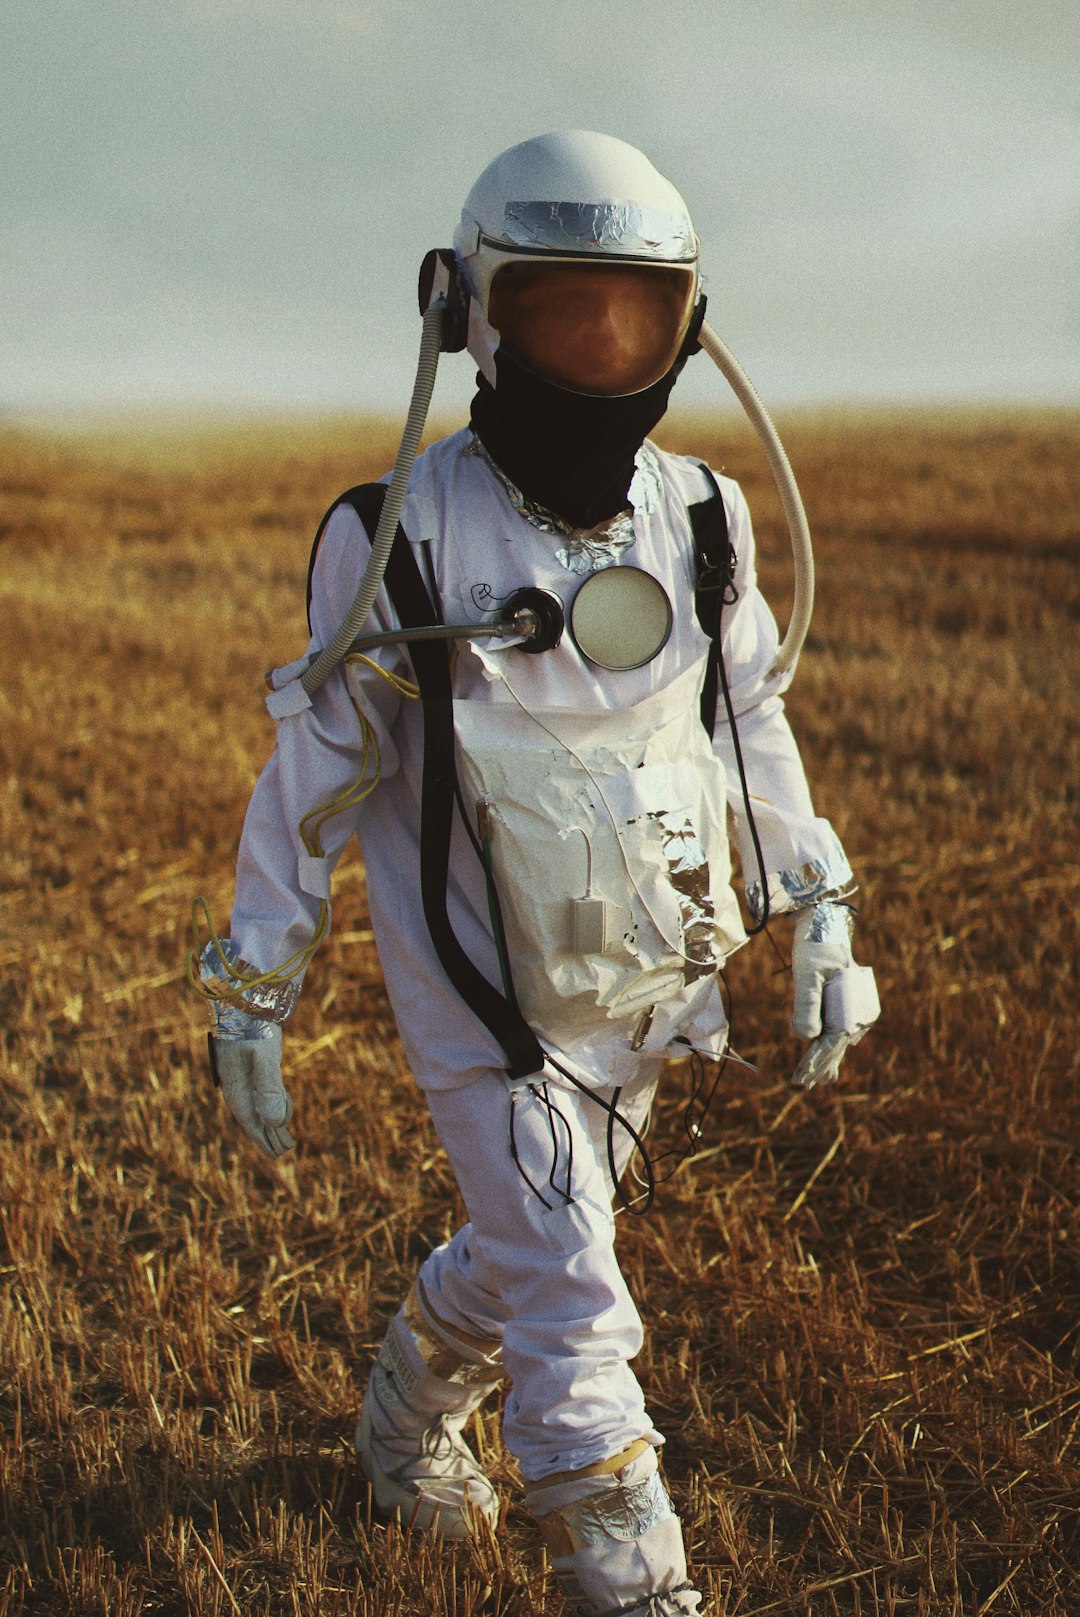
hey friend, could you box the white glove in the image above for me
[790,902,880,1089]
[208,1023,295,1158]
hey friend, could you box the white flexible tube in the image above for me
[698,321,814,679]
[301,302,446,695]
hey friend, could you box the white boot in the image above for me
[356,1281,503,1539]
[525,1443,702,1616]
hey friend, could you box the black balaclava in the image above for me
[468,305,703,530]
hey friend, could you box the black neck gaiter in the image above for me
[469,346,686,530]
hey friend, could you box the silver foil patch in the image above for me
[804,899,855,947]
[555,528,635,574]
[199,938,300,1028]
[558,1469,673,1550]
[650,807,718,983]
[627,450,663,521]
[465,434,662,573]
[745,851,856,925]
[403,1284,503,1388]
[493,201,697,263]
[208,1001,279,1041]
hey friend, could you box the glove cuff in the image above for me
[198,938,300,1028]
[793,899,855,950]
[210,1001,279,1041]
[746,849,854,925]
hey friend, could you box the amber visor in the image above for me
[487,261,698,397]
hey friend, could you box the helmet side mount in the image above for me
[418,249,469,353]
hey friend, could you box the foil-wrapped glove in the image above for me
[207,1021,295,1159]
[790,901,880,1089]
[200,940,296,1158]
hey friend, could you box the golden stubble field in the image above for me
[0,408,1077,1615]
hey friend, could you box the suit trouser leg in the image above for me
[419,1068,660,1483]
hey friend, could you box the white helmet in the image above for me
[453,131,700,387]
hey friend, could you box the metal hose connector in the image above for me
[301,301,446,696]
[698,321,814,679]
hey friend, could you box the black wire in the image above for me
[606,1085,625,1211]
[543,1054,656,1217]
[650,1062,723,1180]
[683,1050,708,1149]
[684,1047,726,1154]
[622,971,736,1191]
[715,591,772,936]
[606,1082,657,1216]
[533,1081,574,1204]
[502,975,741,1218]
[508,1088,553,1210]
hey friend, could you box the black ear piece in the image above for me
[418,249,470,353]
[684,292,708,356]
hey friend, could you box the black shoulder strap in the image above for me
[689,465,735,739]
[306,483,383,634]
[309,483,545,1081]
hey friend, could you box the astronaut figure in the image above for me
[200,133,879,1617]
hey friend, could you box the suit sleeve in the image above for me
[228,501,410,978]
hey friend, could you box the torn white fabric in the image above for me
[454,654,745,1051]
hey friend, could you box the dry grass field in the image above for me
[0,407,1077,1615]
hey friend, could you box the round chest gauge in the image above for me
[569,567,673,671]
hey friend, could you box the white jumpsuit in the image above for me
[229,429,851,1480]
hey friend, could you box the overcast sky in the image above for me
[5,0,1079,417]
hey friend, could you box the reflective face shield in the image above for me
[487,261,698,397]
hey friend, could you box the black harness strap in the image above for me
[305,494,343,634]
[689,465,735,738]
[306,483,545,1081]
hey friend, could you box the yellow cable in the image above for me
[345,652,420,700]
[300,718,382,850]
[188,893,330,1002]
